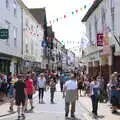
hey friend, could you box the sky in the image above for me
[22,0,94,56]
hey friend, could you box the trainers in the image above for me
[9,106,13,112]
[25,109,28,113]
[65,113,68,118]
[112,110,117,114]
[18,116,20,120]
[71,114,76,118]
[31,106,34,110]
[21,114,25,119]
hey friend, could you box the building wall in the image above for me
[0,0,22,74]
[0,0,22,57]
[83,0,120,78]
[22,8,44,63]
[85,0,120,54]
[67,50,75,71]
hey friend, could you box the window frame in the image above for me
[13,0,17,17]
[6,0,10,9]
[13,27,17,47]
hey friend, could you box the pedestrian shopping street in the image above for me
[0,83,91,120]
[0,83,120,120]
[0,0,120,120]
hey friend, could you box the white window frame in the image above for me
[13,0,17,17]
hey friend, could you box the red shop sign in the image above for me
[96,33,104,46]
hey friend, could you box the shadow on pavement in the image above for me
[97,115,105,119]
[112,112,120,116]
[65,117,81,120]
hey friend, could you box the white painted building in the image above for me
[0,0,22,74]
[67,50,75,71]
[18,1,44,72]
[82,0,120,79]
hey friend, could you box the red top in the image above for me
[25,79,33,95]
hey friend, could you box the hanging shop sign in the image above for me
[0,29,9,39]
[96,33,104,46]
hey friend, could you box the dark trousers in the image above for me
[91,95,99,115]
[38,88,44,100]
[60,82,63,92]
[50,88,55,102]
[65,102,76,115]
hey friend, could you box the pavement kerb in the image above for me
[0,92,38,118]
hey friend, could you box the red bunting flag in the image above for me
[64,15,67,18]
[76,9,78,13]
[47,3,90,25]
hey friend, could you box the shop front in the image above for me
[0,54,21,75]
[0,59,10,74]
[87,52,100,77]
[99,45,112,81]
[114,52,120,73]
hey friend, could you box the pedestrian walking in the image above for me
[25,74,35,111]
[37,73,46,103]
[0,73,7,102]
[8,73,18,112]
[49,78,56,104]
[110,73,120,113]
[90,76,100,118]
[77,76,83,96]
[63,73,78,118]
[60,72,65,92]
[14,74,27,120]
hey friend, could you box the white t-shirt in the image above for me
[37,77,46,88]
[64,80,77,90]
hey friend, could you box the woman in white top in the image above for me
[37,73,46,103]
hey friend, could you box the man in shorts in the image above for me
[14,74,26,120]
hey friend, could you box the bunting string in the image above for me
[47,1,95,25]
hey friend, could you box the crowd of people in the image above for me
[60,71,120,118]
[0,70,120,119]
[0,71,58,119]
